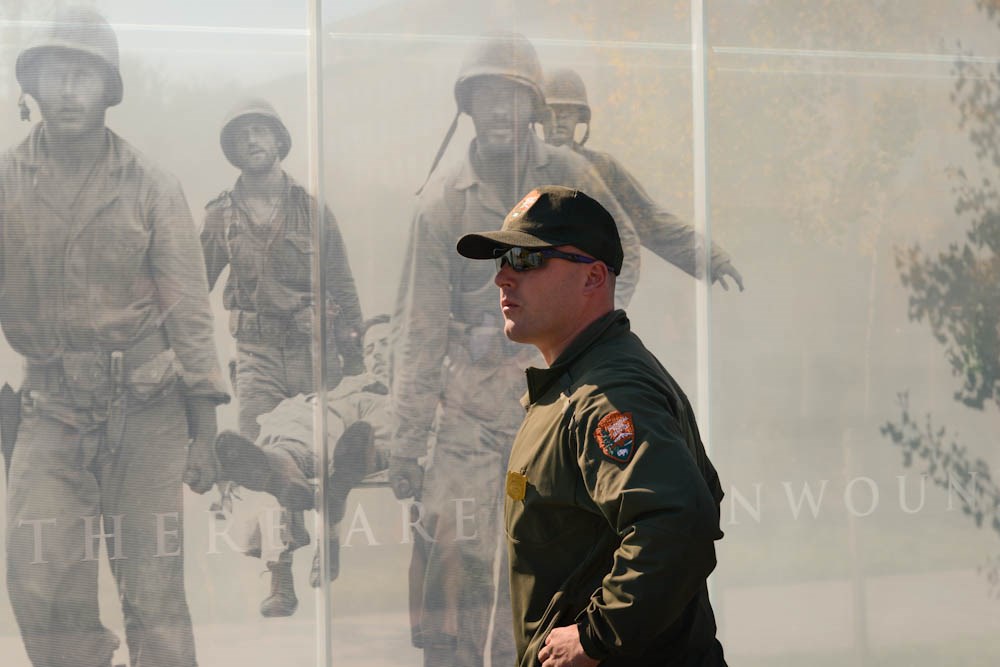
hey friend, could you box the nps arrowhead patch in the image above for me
[508,189,540,220]
[594,411,636,463]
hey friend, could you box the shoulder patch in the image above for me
[594,411,636,463]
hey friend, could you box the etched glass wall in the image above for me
[0,1,997,667]
[706,2,1000,665]
[0,1,324,665]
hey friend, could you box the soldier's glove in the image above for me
[184,397,220,494]
[389,455,424,500]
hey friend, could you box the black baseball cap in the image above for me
[456,185,624,274]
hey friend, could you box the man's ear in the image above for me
[582,261,610,293]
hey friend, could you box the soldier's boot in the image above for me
[216,430,315,511]
[303,422,374,588]
[328,421,375,516]
[260,558,298,617]
[309,528,340,587]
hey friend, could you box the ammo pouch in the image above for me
[25,328,180,412]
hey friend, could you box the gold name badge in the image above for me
[506,470,527,501]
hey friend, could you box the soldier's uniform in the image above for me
[390,35,641,667]
[201,155,364,440]
[506,310,727,666]
[573,145,735,279]
[1,18,228,665]
[223,371,390,573]
[201,107,364,613]
[543,68,739,284]
[255,371,390,483]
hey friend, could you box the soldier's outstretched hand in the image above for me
[184,397,220,494]
[713,260,745,292]
[388,455,424,500]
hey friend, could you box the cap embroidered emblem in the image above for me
[594,411,636,463]
[509,189,540,219]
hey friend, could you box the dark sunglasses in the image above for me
[493,246,603,273]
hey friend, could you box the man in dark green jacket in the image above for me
[457,185,727,666]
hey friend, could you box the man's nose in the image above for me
[491,97,513,119]
[246,127,267,145]
[59,73,78,99]
[494,263,516,287]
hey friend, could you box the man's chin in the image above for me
[240,158,277,175]
[478,141,516,160]
[502,321,527,344]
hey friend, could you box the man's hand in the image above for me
[184,397,219,494]
[538,625,600,667]
[712,261,745,292]
[388,455,424,500]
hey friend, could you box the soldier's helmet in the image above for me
[219,98,292,168]
[454,32,546,122]
[543,68,591,123]
[16,6,123,108]
[415,32,545,195]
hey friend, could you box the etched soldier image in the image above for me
[200,98,365,617]
[541,68,744,291]
[0,6,228,667]
[388,31,641,667]
[212,314,392,605]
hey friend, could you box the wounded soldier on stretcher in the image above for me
[214,315,391,592]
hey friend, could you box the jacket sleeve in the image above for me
[572,381,722,659]
[388,197,454,458]
[322,206,364,374]
[199,199,230,292]
[149,178,230,404]
[598,153,733,278]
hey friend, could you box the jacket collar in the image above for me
[523,309,630,404]
[18,124,126,232]
[232,169,292,208]
[18,123,122,174]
